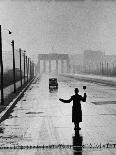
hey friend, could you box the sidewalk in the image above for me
[62,73,116,86]
[0,78,35,123]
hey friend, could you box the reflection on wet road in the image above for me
[0,74,116,154]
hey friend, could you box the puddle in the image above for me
[0,135,19,139]
[26,112,43,114]
[92,101,116,105]
[100,114,116,115]
[8,116,18,119]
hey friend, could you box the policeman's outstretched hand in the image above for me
[59,98,62,102]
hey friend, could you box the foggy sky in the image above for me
[0,0,116,62]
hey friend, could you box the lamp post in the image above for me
[30,58,32,79]
[24,51,26,83]
[26,55,28,82]
[19,48,22,87]
[27,57,29,82]
[11,40,16,93]
[0,25,12,105]
[0,25,4,105]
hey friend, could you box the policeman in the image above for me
[59,88,87,130]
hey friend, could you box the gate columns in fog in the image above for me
[37,53,70,74]
[49,59,51,73]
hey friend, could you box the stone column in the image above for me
[56,59,58,74]
[73,65,75,74]
[67,59,70,73]
[38,59,40,74]
[61,59,64,73]
[43,60,46,72]
[49,59,51,73]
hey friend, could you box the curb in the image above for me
[0,77,35,123]
[61,74,116,87]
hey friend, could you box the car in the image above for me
[49,78,58,89]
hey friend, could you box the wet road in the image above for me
[0,74,116,155]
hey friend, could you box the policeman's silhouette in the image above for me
[59,87,87,130]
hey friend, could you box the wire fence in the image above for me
[0,48,35,104]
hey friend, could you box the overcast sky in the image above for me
[1,0,116,61]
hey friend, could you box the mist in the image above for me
[0,0,116,63]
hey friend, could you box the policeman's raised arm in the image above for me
[81,93,87,102]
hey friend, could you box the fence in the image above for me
[71,62,116,77]
[0,47,35,105]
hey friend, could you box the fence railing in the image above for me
[0,47,35,105]
[71,63,116,77]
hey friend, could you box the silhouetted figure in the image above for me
[73,130,83,155]
[59,88,87,130]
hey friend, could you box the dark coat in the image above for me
[59,93,86,123]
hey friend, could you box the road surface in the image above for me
[0,74,116,155]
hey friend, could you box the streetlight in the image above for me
[11,40,16,93]
[0,25,12,105]
[24,51,26,83]
[0,25,4,105]
[19,48,22,87]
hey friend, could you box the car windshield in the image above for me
[49,79,57,82]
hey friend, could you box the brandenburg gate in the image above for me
[37,53,70,74]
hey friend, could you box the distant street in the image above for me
[0,74,116,155]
